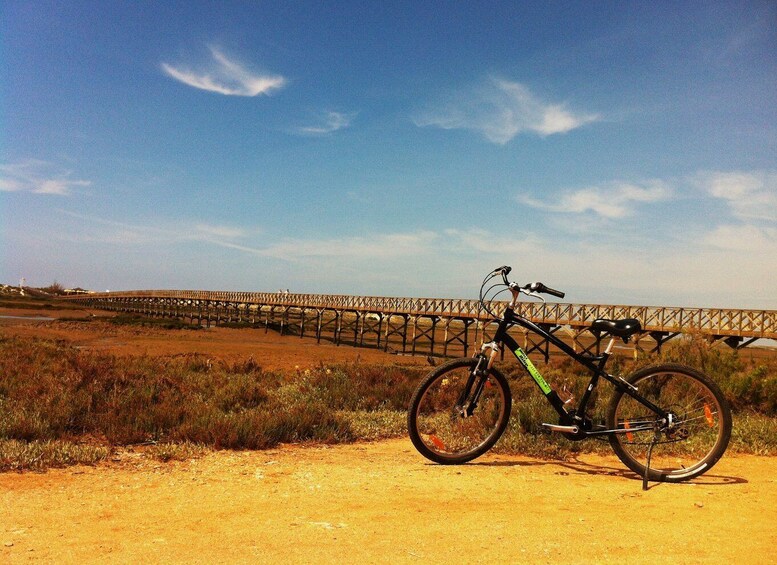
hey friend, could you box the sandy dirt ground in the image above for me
[2,441,776,564]
[2,309,777,564]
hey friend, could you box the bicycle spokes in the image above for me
[609,367,730,482]
[409,266,732,482]
[409,359,511,463]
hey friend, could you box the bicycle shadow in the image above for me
[469,457,747,488]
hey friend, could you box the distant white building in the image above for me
[64,288,92,295]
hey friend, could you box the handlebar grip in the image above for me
[493,265,512,284]
[544,286,565,299]
[530,282,566,299]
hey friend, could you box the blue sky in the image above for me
[1,1,776,308]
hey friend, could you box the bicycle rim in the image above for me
[609,366,730,481]
[411,361,510,463]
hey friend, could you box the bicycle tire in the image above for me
[408,357,512,464]
[607,363,732,482]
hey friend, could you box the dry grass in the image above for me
[1,334,774,471]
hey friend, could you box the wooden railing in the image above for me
[65,290,776,360]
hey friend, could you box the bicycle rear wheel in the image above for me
[408,357,511,464]
[607,363,732,482]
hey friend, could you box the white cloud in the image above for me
[414,78,599,144]
[0,178,23,192]
[697,170,777,222]
[54,212,437,263]
[37,209,777,308]
[34,179,90,196]
[693,171,777,277]
[297,111,355,135]
[442,228,539,256]
[704,224,777,252]
[161,46,285,97]
[56,211,256,248]
[0,160,90,196]
[194,224,248,239]
[517,181,670,218]
[440,228,777,308]
[257,232,437,260]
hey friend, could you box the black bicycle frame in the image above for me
[490,305,668,432]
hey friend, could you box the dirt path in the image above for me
[2,439,776,564]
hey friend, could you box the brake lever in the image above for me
[521,288,546,302]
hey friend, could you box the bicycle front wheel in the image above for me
[607,363,732,482]
[408,357,511,464]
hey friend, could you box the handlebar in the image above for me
[491,265,565,299]
[525,281,565,299]
[493,265,512,282]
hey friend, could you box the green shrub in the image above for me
[648,335,777,414]
[40,281,66,295]
[0,337,421,466]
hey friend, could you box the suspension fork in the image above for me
[455,347,495,417]
[456,312,512,417]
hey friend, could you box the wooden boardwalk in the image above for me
[65,290,777,361]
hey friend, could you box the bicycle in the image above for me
[407,266,732,488]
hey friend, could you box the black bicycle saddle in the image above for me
[590,318,642,339]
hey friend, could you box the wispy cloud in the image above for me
[696,170,777,223]
[297,111,356,135]
[57,211,256,249]
[414,78,599,144]
[161,46,286,97]
[517,181,670,219]
[0,160,90,196]
[42,209,777,307]
[55,210,434,262]
[259,232,436,260]
[194,224,249,239]
[704,224,777,252]
[693,170,777,258]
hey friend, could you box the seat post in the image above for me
[597,337,617,372]
[578,343,612,419]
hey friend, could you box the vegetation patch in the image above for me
[0,439,109,472]
[108,314,202,330]
[0,300,56,310]
[218,321,260,329]
[0,335,774,472]
[146,441,208,463]
[493,335,777,458]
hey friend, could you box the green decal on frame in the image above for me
[514,347,552,395]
